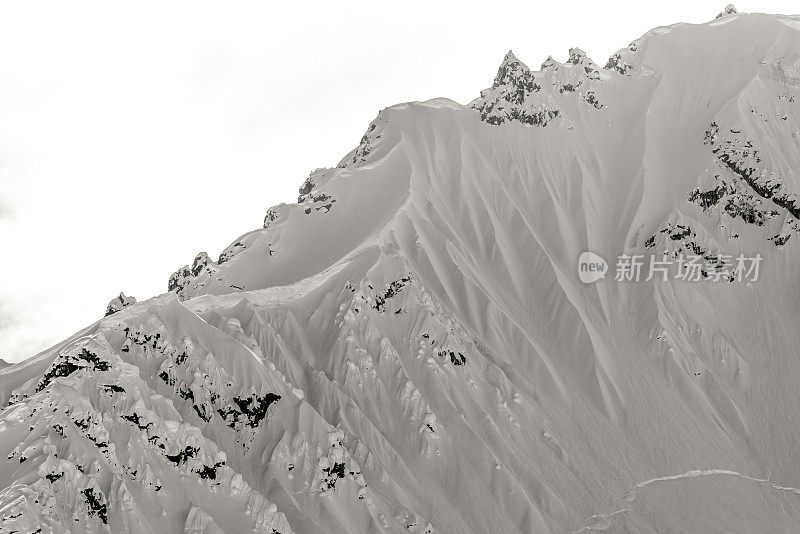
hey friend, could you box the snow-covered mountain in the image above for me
[3,6,800,533]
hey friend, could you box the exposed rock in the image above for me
[105,292,137,316]
[716,4,737,18]
[168,252,218,299]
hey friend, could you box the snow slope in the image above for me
[2,7,800,533]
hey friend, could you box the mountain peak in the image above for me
[567,47,587,64]
[540,55,557,70]
[716,4,737,18]
[470,50,566,127]
[3,9,800,534]
[492,50,532,88]
[105,292,137,316]
[500,50,524,67]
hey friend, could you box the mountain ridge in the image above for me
[3,7,800,533]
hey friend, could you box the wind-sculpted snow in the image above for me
[3,7,800,533]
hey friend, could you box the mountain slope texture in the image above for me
[3,7,800,533]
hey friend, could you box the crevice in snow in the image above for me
[625,468,800,497]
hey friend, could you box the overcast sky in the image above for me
[0,0,797,363]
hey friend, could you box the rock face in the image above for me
[470,45,606,127]
[717,3,738,18]
[2,7,800,534]
[167,252,218,299]
[105,293,137,316]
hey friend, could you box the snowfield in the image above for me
[2,7,800,533]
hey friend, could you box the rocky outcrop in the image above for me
[471,46,608,126]
[717,4,737,19]
[105,292,137,316]
[168,252,218,299]
[471,51,556,126]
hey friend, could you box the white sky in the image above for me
[0,0,797,363]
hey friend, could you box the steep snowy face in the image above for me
[3,8,800,534]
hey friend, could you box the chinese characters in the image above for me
[613,253,761,283]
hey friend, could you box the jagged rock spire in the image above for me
[716,4,737,18]
[105,292,137,316]
[471,50,562,126]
